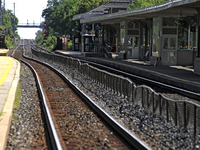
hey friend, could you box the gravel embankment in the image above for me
[6,63,47,149]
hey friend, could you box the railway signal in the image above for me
[43,23,47,36]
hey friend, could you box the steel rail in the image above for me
[26,42,152,149]
[11,44,63,150]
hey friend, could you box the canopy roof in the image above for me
[79,0,200,24]
[73,0,129,21]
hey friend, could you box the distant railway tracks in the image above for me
[11,40,151,149]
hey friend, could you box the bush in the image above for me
[68,40,72,50]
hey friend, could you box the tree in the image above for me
[1,8,19,48]
[128,0,167,10]
[37,0,108,50]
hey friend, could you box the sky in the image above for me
[5,0,48,39]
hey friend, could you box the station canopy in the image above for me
[77,0,200,25]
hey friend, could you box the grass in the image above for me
[14,81,22,109]
[0,111,3,118]
[12,68,23,122]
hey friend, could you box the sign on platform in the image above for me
[95,23,101,30]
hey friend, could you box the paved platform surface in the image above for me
[0,56,20,150]
[56,50,200,93]
[0,49,9,56]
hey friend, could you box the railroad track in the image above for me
[12,40,151,149]
[30,40,52,54]
[27,41,200,149]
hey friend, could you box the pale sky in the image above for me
[5,0,48,39]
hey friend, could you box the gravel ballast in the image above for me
[6,63,47,149]
[30,52,200,150]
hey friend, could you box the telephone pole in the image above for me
[13,3,15,42]
[2,0,5,25]
[0,0,2,26]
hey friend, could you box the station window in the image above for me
[152,17,160,57]
[134,37,139,47]
[178,17,197,50]
[75,38,79,43]
[120,21,126,51]
[141,28,150,47]
[75,44,79,50]
[163,38,176,49]
[178,19,188,49]
[98,29,102,44]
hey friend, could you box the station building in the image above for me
[72,0,200,74]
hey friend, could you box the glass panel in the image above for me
[163,38,176,49]
[128,38,133,46]
[152,17,160,56]
[134,37,139,47]
[163,38,168,49]
[85,38,89,44]
[170,52,175,63]
[163,51,168,63]
[85,45,89,51]
[120,21,126,51]
[163,51,176,64]
[189,25,198,50]
[142,28,145,46]
[75,38,79,43]
[170,38,176,49]
[104,30,107,42]
[75,44,79,50]
[178,18,188,49]
[127,48,132,58]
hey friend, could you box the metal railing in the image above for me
[31,47,200,138]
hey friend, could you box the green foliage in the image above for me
[35,30,44,45]
[128,0,167,10]
[1,8,19,48]
[36,0,108,50]
[68,40,72,50]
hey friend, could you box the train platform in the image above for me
[86,57,200,93]
[56,50,200,93]
[0,49,9,56]
[0,56,20,150]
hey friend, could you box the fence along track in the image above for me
[31,47,200,139]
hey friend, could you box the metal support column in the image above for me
[0,0,1,26]
[13,3,15,43]
[198,8,200,57]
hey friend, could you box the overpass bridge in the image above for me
[17,23,43,28]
